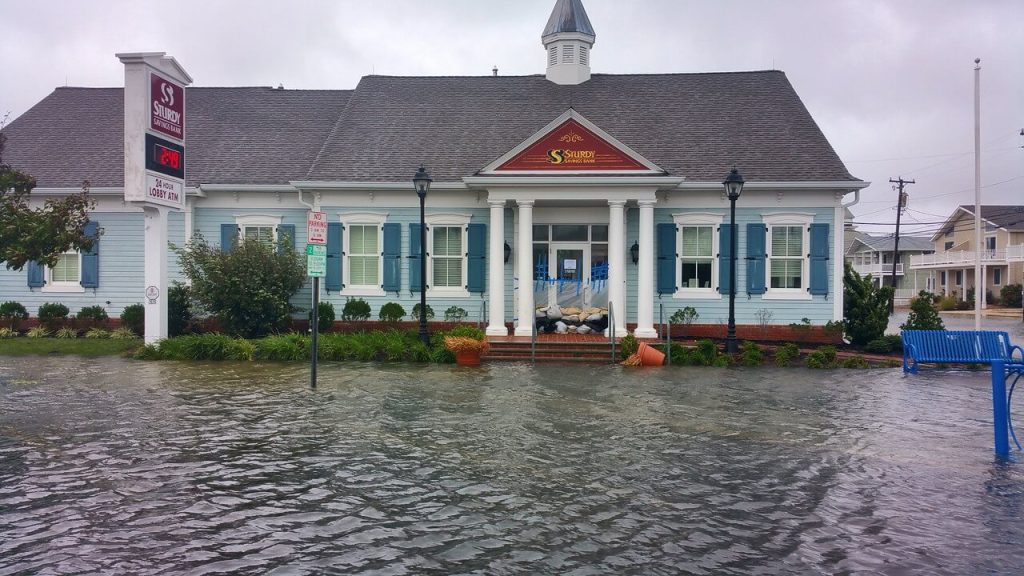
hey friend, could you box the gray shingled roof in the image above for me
[1,87,350,188]
[2,71,859,188]
[306,72,859,183]
[958,205,1024,232]
[543,0,595,37]
[852,235,934,253]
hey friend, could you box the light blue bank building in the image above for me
[0,0,865,339]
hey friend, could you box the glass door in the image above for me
[548,243,589,308]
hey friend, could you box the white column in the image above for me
[607,200,627,337]
[634,201,657,338]
[486,201,507,336]
[143,205,170,344]
[514,201,535,336]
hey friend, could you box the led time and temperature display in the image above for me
[144,133,185,179]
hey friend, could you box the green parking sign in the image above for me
[306,244,327,277]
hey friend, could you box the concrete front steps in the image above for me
[484,334,619,363]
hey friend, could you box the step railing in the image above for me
[478,299,487,330]
[531,310,537,365]
[609,301,617,364]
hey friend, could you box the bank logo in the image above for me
[160,82,175,106]
[546,148,596,164]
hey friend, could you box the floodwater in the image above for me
[1,359,1023,575]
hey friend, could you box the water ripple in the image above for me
[1,359,1023,574]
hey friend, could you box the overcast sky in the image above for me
[2,0,1021,237]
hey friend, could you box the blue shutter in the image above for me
[809,223,830,295]
[277,224,296,254]
[220,223,237,252]
[745,223,766,295]
[382,223,401,292]
[409,223,422,292]
[27,261,45,288]
[80,221,100,288]
[326,222,342,291]
[656,223,676,294]
[467,223,486,293]
[718,224,735,295]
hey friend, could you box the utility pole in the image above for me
[889,176,913,312]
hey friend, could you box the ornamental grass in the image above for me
[443,336,489,355]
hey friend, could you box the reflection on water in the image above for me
[2,358,1024,574]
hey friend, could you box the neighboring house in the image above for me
[846,235,934,302]
[0,0,867,338]
[908,205,1024,303]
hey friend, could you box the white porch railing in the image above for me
[1008,244,1024,262]
[852,262,903,276]
[909,249,1008,268]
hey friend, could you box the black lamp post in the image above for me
[723,167,745,354]
[413,166,432,347]
[630,241,639,265]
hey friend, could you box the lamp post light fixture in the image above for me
[723,167,745,354]
[413,165,432,347]
[630,241,640,265]
[503,241,512,264]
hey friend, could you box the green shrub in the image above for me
[411,303,434,321]
[120,304,145,337]
[937,295,957,311]
[901,291,945,331]
[665,342,690,365]
[774,342,800,367]
[713,355,733,367]
[842,355,870,369]
[341,297,371,321]
[0,301,29,329]
[308,301,335,333]
[883,334,903,352]
[379,302,406,323]
[75,305,108,327]
[168,282,193,336]
[1002,284,1023,308]
[38,302,70,330]
[444,306,468,321]
[110,327,139,340]
[619,333,639,358]
[444,325,486,340]
[85,328,111,339]
[805,345,838,369]
[255,333,308,361]
[842,263,893,345]
[739,340,763,367]
[175,234,306,338]
[26,327,49,338]
[156,333,254,361]
[864,338,892,354]
[0,327,17,338]
[55,327,78,339]
[134,344,161,360]
[694,339,718,366]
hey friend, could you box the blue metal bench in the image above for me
[902,330,1023,373]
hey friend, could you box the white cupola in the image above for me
[542,0,596,85]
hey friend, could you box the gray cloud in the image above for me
[2,0,1020,235]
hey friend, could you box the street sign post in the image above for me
[307,211,327,245]
[305,241,327,389]
[306,244,327,277]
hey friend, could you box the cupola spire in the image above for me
[542,0,595,85]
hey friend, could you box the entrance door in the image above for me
[548,243,589,308]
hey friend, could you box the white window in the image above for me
[426,213,471,297]
[340,212,387,296]
[42,251,84,293]
[986,236,997,253]
[944,241,954,251]
[673,213,721,298]
[235,214,282,246]
[762,213,813,300]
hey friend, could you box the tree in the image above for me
[901,291,945,331]
[843,263,893,345]
[0,131,97,270]
[176,233,306,338]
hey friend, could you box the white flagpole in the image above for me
[973,58,982,330]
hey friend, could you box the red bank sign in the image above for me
[495,119,647,171]
[150,72,184,140]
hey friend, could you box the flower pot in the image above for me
[455,350,481,366]
[636,341,665,366]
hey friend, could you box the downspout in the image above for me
[297,189,316,211]
[837,188,861,323]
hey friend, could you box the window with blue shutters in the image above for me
[717,223,735,296]
[671,213,723,297]
[339,213,388,295]
[808,223,830,296]
[425,214,473,296]
[234,215,282,248]
[34,220,99,292]
[326,222,343,292]
[761,213,815,300]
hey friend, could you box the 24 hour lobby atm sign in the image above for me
[150,72,184,140]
